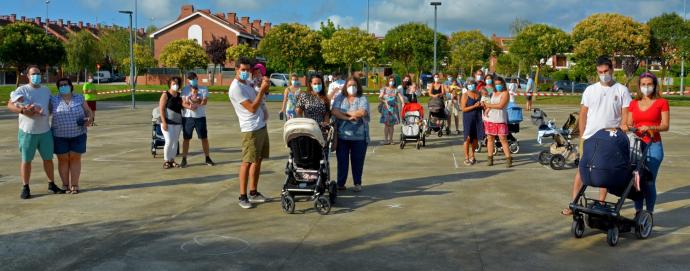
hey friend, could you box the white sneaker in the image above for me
[353,185,362,192]
[248,192,268,203]
[238,197,253,209]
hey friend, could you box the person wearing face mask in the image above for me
[474,69,486,92]
[7,65,66,199]
[400,75,419,103]
[83,76,97,125]
[179,72,215,168]
[296,75,330,128]
[280,74,302,121]
[461,78,484,165]
[378,75,405,145]
[562,56,631,216]
[525,75,535,111]
[159,77,184,169]
[428,73,448,127]
[627,72,669,221]
[228,57,271,209]
[50,78,93,194]
[481,77,513,167]
[446,74,462,134]
[482,74,495,97]
[331,77,370,192]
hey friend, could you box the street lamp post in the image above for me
[681,0,687,95]
[44,0,50,34]
[120,10,136,109]
[431,2,441,74]
[367,0,370,33]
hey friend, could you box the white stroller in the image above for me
[399,102,426,149]
[281,118,337,215]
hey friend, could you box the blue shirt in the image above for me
[332,95,370,142]
[50,94,87,138]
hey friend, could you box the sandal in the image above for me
[463,159,471,166]
[561,208,573,216]
[70,185,80,194]
[163,161,171,169]
[62,185,71,194]
[169,161,180,168]
[470,158,476,165]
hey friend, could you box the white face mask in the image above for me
[433,77,440,83]
[347,85,357,95]
[475,75,483,81]
[640,86,654,96]
[171,84,179,91]
[599,73,612,84]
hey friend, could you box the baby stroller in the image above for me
[426,97,450,137]
[150,107,179,158]
[474,104,521,155]
[281,118,337,215]
[400,102,426,150]
[537,112,580,169]
[568,128,653,247]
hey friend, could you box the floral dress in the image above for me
[379,87,400,125]
[285,88,301,119]
[296,93,328,124]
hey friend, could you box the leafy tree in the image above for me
[121,43,156,85]
[318,19,341,39]
[226,43,257,64]
[382,23,447,78]
[205,35,229,85]
[64,30,102,82]
[495,53,522,77]
[448,30,498,75]
[159,39,209,74]
[647,13,688,86]
[509,18,532,36]
[322,27,378,76]
[511,24,571,92]
[258,23,322,74]
[98,28,131,74]
[0,22,65,86]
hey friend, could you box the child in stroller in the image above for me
[537,111,580,169]
[426,97,450,137]
[400,101,426,149]
[281,118,337,215]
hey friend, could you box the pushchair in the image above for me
[537,112,580,169]
[425,97,450,137]
[568,128,653,247]
[474,103,521,155]
[150,107,178,158]
[400,102,426,150]
[281,118,337,215]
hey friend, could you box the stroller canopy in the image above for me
[283,118,326,148]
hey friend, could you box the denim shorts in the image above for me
[54,133,87,155]
[182,117,208,140]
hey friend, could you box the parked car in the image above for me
[269,73,289,87]
[553,80,589,93]
[93,71,112,83]
[505,77,528,90]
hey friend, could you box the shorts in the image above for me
[445,101,460,117]
[182,117,208,140]
[86,101,97,111]
[526,94,533,101]
[18,130,54,162]
[54,133,87,155]
[241,126,270,163]
[484,121,509,136]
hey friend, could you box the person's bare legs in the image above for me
[239,162,250,196]
[454,115,459,131]
[487,135,496,165]
[20,162,31,186]
[249,159,262,192]
[389,125,395,143]
[498,135,511,157]
[57,154,70,187]
[463,137,471,160]
[68,152,81,190]
[43,159,55,183]
[182,139,190,158]
[201,138,210,156]
[598,188,607,203]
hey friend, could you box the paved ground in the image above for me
[0,101,688,271]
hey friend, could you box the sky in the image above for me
[1,0,687,37]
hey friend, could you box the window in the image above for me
[188,24,202,46]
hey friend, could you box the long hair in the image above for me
[341,76,364,97]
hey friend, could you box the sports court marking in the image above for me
[179,235,251,256]
[92,149,137,162]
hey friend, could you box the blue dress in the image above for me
[463,93,485,141]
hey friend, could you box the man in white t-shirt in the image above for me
[563,56,631,216]
[327,72,345,107]
[180,72,214,168]
[229,58,270,209]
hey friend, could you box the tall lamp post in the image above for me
[681,0,687,95]
[430,2,441,74]
[120,10,136,109]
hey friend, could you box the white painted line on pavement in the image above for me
[452,153,459,168]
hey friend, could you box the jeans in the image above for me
[336,139,368,187]
[162,124,181,161]
[634,141,664,213]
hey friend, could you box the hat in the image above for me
[253,63,266,76]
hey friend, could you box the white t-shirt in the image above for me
[181,86,208,118]
[229,79,266,132]
[11,84,52,134]
[580,82,632,139]
[328,79,345,98]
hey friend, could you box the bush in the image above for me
[669,63,690,77]
[551,70,570,81]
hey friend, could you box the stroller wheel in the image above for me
[509,143,520,154]
[438,130,443,137]
[571,218,585,238]
[550,154,566,170]
[422,136,426,147]
[314,196,331,215]
[538,150,552,165]
[400,141,405,149]
[281,194,295,214]
[416,141,421,150]
[607,226,620,247]
[328,181,337,204]
[574,158,580,166]
[635,210,653,239]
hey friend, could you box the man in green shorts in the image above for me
[7,65,65,199]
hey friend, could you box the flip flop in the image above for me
[561,208,573,216]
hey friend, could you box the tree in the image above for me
[258,23,322,73]
[64,30,102,83]
[121,43,156,85]
[98,28,130,74]
[159,39,209,74]
[647,13,688,86]
[511,24,571,92]
[495,53,525,77]
[226,43,257,64]
[322,27,378,76]
[382,23,447,78]
[318,19,341,39]
[0,22,65,86]
[572,13,650,83]
[448,30,498,75]
[205,35,229,85]
[509,18,532,36]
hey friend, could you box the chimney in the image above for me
[34,17,41,25]
[58,19,63,27]
[263,22,272,35]
[10,14,16,22]
[252,19,261,31]
[240,17,250,29]
[215,12,225,19]
[227,13,236,24]
[78,21,83,28]
[180,5,194,18]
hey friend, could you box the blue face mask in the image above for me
[189,79,198,87]
[486,79,493,85]
[495,85,504,91]
[58,86,71,95]
[239,71,249,81]
[468,85,476,91]
[292,80,299,87]
[30,74,41,85]
[313,84,323,93]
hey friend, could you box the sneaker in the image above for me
[20,185,31,199]
[353,185,362,192]
[48,182,66,194]
[248,192,268,203]
[238,196,253,209]
[180,157,188,168]
[205,156,215,166]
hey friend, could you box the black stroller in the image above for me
[425,97,450,137]
[568,128,653,247]
[281,118,337,215]
[150,107,178,158]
